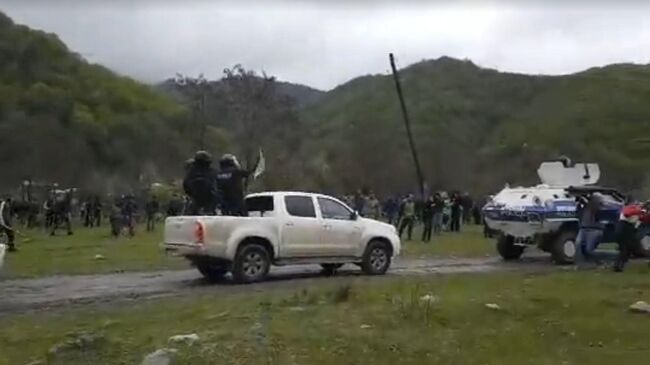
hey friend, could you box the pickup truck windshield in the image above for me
[245,196,274,217]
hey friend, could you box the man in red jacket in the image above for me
[613,200,650,272]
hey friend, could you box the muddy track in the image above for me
[0,256,556,315]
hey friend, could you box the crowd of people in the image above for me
[1,153,648,274]
[342,190,484,242]
[0,190,174,253]
[0,150,254,254]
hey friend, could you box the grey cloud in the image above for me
[1,0,649,89]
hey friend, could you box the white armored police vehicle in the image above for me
[483,161,630,264]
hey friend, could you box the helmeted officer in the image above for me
[183,151,218,215]
[216,154,250,216]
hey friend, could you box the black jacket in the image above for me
[216,166,250,206]
[421,200,435,220]
[183,161,218,201]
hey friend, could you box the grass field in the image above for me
[2,224,186,278]
[400,224,494,258]
[2,223,494,278]
[2,265,650,365]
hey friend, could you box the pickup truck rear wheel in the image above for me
[232,244,271,284]
[361,240,391,275]
[196,264,228,283]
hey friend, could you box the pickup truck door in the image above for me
[316,197,362,256]
[281,195,324,258]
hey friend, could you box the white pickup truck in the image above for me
[163,191,401,283]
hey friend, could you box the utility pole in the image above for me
[389,53,425,198]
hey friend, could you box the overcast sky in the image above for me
[2,0,650,90]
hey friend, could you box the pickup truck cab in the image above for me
[164,192,400,283]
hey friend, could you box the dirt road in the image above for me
[0,256,554,314]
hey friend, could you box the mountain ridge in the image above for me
[1,11,649,197]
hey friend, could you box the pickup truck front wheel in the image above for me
[361,240,391,275]
[232,244,271,284]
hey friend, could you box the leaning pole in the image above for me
[389,53,425,198]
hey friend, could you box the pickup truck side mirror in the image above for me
[350,210,359,220]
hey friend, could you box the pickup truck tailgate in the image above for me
[164,216,202,244]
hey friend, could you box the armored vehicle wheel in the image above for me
[497,234,524,260]
[551,230,577,265]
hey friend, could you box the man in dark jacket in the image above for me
[120,194,137,237]
[574,193,604,266]
[613,201,650,272]
[421,195,435,242]
[450,192,462,232]
[216,154,250,216]
[432,193,444,234]
[145,196,159,232]
[50,190,73,236]
[183,151,219,215]
[353,190,366,215]
[91,195,102,227]
[383,197,399,226]
[0,196,16,252]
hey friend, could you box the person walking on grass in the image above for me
[450,192,462,232]
[120,194,137,237]
[398,195,416,241]
[432,193,444,235]
[353,189,366,216]
[421,195,435,242]
[574,193,604,267]
[145,196,159,232]
[91,195,102,227]
[613,200,650,272]
[366,192,381,220]
[384,196,399,226]
[109,200,122,238]
[0,196,16,252]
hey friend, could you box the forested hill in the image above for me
[0,11,194,193]
[1,9,649,198]
[302,57,650,196]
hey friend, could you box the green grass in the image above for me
[2,265,650,365]
[401,224,494,258]
[3,224,186,278]
[3,223,494,278]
